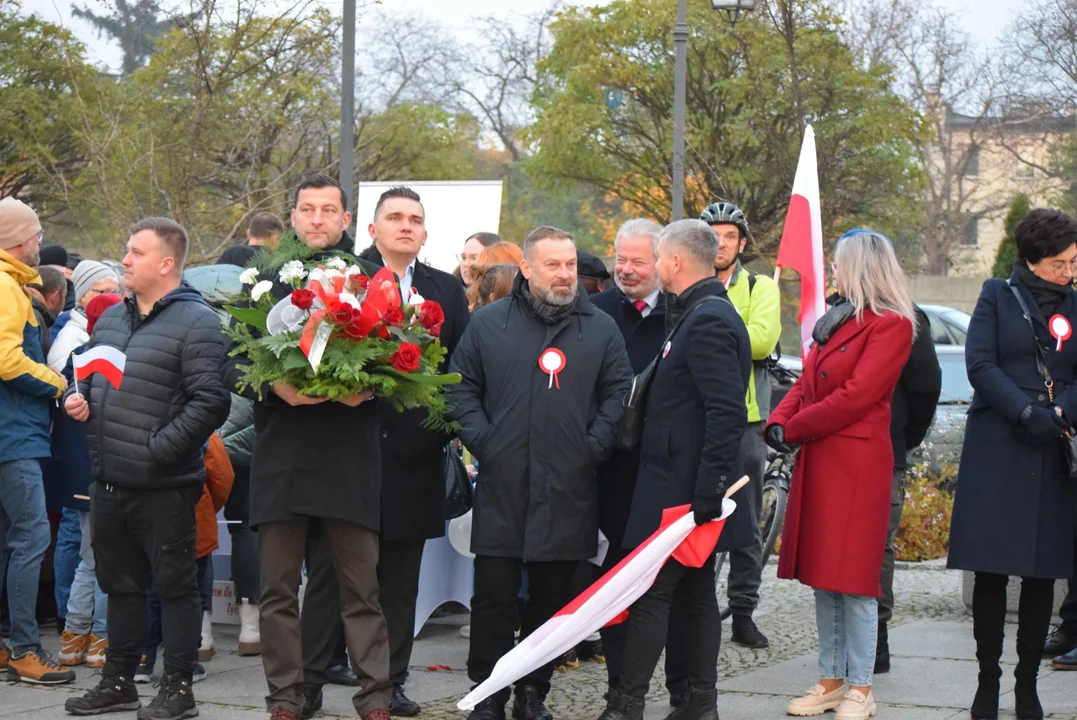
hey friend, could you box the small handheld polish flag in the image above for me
[73,346,127,391]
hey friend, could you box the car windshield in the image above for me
[938,352,973,404]
[939,308,971,332]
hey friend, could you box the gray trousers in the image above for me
[877,470,906,625]
[726,422,767,614]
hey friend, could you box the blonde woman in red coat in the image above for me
[766,230,916,720]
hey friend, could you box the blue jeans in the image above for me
[54,507,83,621]
[65,510,107,636]
[815,589,878,687]
[0,459,51,651]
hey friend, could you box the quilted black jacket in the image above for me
[70,286,231,490]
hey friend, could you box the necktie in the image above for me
[633,300,648,313]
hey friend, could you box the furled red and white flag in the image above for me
[73,346,126,389]
[457,497,739,712]
[776,124,826,359]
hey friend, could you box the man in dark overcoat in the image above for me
[598,219,752,720]
[223,175,392,720]
[448,226,632,720]
[299,186,470,717]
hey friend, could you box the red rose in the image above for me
[290,289,316,311]
[343,322,366,340]
[419,301,445,335]
[391,342,423,373]
[350,274,369,292]
[383,305,404,327]
[333,305,359,326]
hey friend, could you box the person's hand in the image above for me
[764,424,797,454]
[691,498,723,526]
[271,382,329,407]
[1018,404,1066,446]
[65,393,90,422]
[335,390,374,407]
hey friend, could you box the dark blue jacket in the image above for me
[48,350,93,512]
[948,275,1077,579]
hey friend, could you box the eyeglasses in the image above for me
[456,253,481,264]
[35,229,44,243]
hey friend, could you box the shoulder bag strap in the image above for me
[1008,279,1055,398]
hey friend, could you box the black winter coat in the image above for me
[889,307,941,470]
[224,233,385,531]
[948,275,1077,579]
[623,279,753,552]
[590,286,668,541]
[357,244,470,541]
[73,287,231,490]
[448,275,633,561]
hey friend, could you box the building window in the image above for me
[964,144,980,178]
[961,213,979,247]
[1015,161,1035,180]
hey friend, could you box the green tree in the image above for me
[72,0,196,76]
[992,193,1030,278]
[526,0,924,259]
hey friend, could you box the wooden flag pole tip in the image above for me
[724,475,750,500]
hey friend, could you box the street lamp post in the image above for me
[341,0,356,220]
[671,0,756,221]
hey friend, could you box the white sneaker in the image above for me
[835,689,877,720]
[786,683,847,716]
[198,611,214,662]
[460,624,471,639]
[238,598,261,656]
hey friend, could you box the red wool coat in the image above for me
[767,310,913,597]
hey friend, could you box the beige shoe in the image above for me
[86,635,108,668]
[835,689,877,720]
[59,630,90,666]
[787,683,847,716]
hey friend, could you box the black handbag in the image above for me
[1008,280,1077,479]
[617,295,729,452]
[444,443,473,519]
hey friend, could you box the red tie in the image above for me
[633,300,648,312]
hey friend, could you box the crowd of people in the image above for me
[1,174,1075,720]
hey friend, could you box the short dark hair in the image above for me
[129,216,188,269]
[374,186,423,221]
[36,265,66,295]
[465,232,501,248]
[248,212,284,239]
[1015,208,1077,264]
[294,174,348,210]
[522,226,574,258]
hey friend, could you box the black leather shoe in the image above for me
[1052,645,1077,670]
[390,685,421,716]
[1043,625,1077,658]
[730,615,769,649]
[299,684,323,720]
[874,622,890,674]
[662,688,718,720]
[597,689,644,720]
[512,685,553,720]
[467,696,507,720]
[326,663,360,686]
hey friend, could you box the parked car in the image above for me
[920,304,971,346]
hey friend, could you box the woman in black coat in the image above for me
[948,208,1077,720]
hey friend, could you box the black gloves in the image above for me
[765,424,797,454]
[1017,404,1067,447]
[691,497,724,526]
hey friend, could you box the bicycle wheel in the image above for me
[715,551,733,620]
[759,478,788,565]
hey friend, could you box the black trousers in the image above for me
[1058,528,1077,636]
[618,556,720,700]
[469,556,578,703]
[223,466,260,603]
[598,543,630,690]
[91,483,201,678]
[302,534,426,688]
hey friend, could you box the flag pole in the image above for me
[772,265,781,283]
[71,352,78,395]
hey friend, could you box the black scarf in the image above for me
[520,278,577,326]
[1013,260,1071,319]
[666,277,724,333]
[813,293,857,345]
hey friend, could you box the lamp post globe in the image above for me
[711,0,757,25]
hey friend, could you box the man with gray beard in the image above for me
[448,226,633,720]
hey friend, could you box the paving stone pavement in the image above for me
[6,560,1024,720]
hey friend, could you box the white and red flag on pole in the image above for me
[457,496,740,712]
[776,124,826,359]
[73,346,126,390]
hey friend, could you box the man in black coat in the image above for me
[448,226,633,720]
[222,175,393,720]
[589,218,666,694]
[299,187,470,717]
[63,217,231,718]
[598,219,751,720]
[875,306,941,672]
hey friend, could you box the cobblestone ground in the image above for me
[416,561,966,719]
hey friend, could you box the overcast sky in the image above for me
[40,0,1024,74]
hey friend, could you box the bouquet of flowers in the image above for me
[225,237,460,429]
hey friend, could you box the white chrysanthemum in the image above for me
[279,260,308,284]
[251,280,274,302]
[324,256,347,271]
[240,267,259,286]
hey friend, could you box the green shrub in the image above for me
[895,463,956,562]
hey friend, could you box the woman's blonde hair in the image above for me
[833,230,917,338]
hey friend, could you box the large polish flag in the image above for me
[457,496,740,712]
[73,346,127,389]
[776,124,826,359]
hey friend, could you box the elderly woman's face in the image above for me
[1029,243,1077,286]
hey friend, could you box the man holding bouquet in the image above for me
[223,174,392,720]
